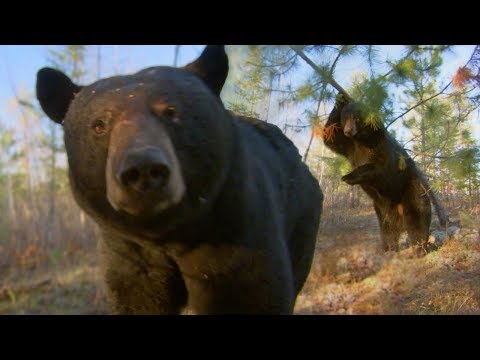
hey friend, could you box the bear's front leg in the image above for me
[341,163,378,185]
[99,232,188,315]
[175,243,295,315]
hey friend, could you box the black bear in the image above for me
[36,45,323,314]
[324,96,431,253]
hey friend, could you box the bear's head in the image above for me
[340,102,363,139]
[36,45,234,238]
[340,102,383,147]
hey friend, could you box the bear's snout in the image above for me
[105,131,186,217]
[117,147,171,193]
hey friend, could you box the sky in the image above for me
[0,45,205,112]
[0,45,477,155]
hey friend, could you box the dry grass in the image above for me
[0,250,109,315]
[295,206,480,315]
[0,271,108,316]
[1,204,480,315]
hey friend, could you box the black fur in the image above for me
[324,95,431,252]
[36,45,323,314]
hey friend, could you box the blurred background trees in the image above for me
[0,44,478,275]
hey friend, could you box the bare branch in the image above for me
[386,80,453,129]
[289,45,353,102]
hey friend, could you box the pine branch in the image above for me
[254,54,297,68]
[386,46,479,129]
[289,45,353,102]
[423,107,478,168]
[376,47,417,84]
[386,80,453,129]
[401,133,423,147]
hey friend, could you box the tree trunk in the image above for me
[6,173,16,221]
[303,130,315,162]
[80,210,85,227]
[421,116,426,173]
[265,71,274,123]
[319,103,327,185]
[319,143,325,185]
[468,177,473,208]
[349,186,356,208]
[47,123,56,245]
[418,171,450,227]
[113,45,120,75]
[173,45,181,67]
[303,95,322,162]
[19,104,34,202]
[96,45,102,79]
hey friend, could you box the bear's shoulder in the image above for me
[232,114,300,158]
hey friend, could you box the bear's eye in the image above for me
[92,119,107,135]
[151,103,179,123]
[164,106,176,118]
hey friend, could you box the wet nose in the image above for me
[117,147,171,193]
[344,128,353,137]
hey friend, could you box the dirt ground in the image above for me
[1,206,479,315]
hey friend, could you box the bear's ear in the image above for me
[183,45,229,96]
[36,67,83,124]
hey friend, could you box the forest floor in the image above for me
[1,205,480,315]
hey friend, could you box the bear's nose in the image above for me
[117,147,171,193]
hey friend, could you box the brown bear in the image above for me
[324,95,431,253]
[36,45,323,314]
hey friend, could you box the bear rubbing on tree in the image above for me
[324,95,431,254]
[35,45,323,315]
